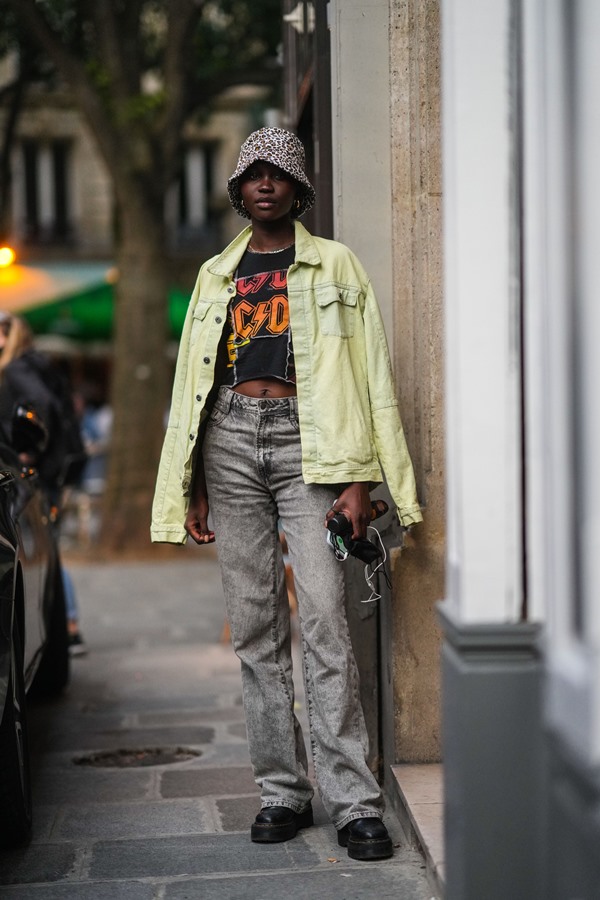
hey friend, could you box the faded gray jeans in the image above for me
[202,387,384,829]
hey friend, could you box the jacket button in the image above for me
[203,357,210,364]
[189,434,194,441]
[196,394,202,402]
[215,316,222,324]
[227,286,235,294]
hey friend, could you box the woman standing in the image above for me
[152,128,422,860]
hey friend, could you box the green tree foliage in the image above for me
[1,0,282,551]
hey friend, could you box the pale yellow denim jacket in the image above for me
[151,221,422,543]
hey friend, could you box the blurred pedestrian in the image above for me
[152,128,422,860]
[80,383,112,496]
[0,314,64,486]
[0,312,87,655]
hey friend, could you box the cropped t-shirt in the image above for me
[222,245,296,387]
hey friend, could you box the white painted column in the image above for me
[522,0,578,655]
[441,0,522,624]
[38,144,54,236]
[164,183,179,238]
[10,147,26,240]
[185,147,206,228]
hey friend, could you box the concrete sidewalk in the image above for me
[0,556,436,898]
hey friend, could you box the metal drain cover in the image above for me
[73,747,201,768]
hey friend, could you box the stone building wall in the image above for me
[388,0,445,762]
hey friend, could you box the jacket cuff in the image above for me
[150,527,187,545]
[397,506,424,527]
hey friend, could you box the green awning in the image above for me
[0,262,190,342]
[22,282,190,341]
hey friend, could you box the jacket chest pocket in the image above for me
[191,299,228,339]
[192,301,215,324]
[315,286,358,337]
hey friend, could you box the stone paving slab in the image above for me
[31,767,153,805]
[53,799,210,840]
[164,866,434,900]
[137,706,246,725]
[88,833,321,879]
[216,795,262,832]
[0,844,78,885]
[0,884,155,899]
[191,743,252,767]
[34,725,216,754]
[25,804,63,843]
[49,694,229,714]
[161,765,258,798]
[227,721,247,740]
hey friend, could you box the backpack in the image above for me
[21,353,89,488]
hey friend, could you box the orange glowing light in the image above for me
[0,246,16,268]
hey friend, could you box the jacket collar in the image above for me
[207,220,322,278]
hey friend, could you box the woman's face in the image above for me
[239,162,298,224]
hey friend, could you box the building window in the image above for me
[167,143,216,249]
[21,139,72,244]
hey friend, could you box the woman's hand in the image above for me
[324,482,372,539]
[184,491,215,545]
[185,449,215,545]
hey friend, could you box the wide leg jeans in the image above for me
[202,387,384,829]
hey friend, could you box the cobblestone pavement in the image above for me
[0,556,435,899]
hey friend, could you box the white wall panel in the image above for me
[441,0,522,623]
[523,0,600,766]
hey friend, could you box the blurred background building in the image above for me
[0,52,275,357]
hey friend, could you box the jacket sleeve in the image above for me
[151,265,207,544]
[362,279,423,527]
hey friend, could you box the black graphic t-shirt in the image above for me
[223,245,296,387]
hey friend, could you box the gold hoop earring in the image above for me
[294,199,301,211]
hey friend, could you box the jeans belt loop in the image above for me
[219,385,234,414]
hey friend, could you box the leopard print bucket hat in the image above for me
[228,127,316,219]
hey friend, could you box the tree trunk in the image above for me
[99,191,171,553]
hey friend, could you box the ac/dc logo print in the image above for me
[230,269,289,342]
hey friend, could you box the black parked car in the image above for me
[0,407,69,848]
